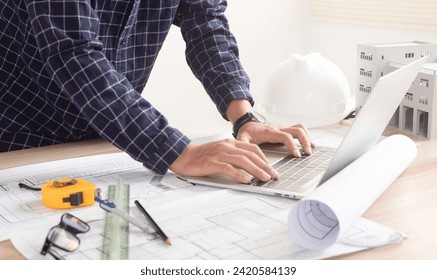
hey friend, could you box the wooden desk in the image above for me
[1,135,437,259]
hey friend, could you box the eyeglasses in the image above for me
[40,213,90,260]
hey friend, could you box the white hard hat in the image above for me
[260,53,354,128]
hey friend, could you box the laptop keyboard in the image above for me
[251,146,336,193]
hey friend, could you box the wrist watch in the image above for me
[232,111,267,138]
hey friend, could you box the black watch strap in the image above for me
[232,111,264,138]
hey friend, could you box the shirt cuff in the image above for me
[143,128,191,174]
[215,83,254,120]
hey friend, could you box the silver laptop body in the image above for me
[183,56,427,199]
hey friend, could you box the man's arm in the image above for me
[169,1,313,182]
[174,1,313,154]
[25,0,189,174]
[174,0,253,120]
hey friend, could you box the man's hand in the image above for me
[226,100,315,157]
[169,139,279,184]
[170,100,315,183]
[236,122,315,158]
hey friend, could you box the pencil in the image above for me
[134,200,171,246]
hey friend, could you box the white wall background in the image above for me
[142,0,437,136]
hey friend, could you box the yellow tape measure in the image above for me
[41,178,96,209]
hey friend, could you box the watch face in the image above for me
[252,111,267,123]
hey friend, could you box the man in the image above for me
[0,0,313,183]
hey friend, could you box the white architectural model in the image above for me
[357,41,437,139]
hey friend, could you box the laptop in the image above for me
[182,56,427,199]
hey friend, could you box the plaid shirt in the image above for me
[0,0,252,174]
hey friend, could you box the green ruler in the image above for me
[101,180,130,260]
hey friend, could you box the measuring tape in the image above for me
[101,180,130,260]
[41,178,96,209]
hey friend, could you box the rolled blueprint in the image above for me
[288,134,417,250]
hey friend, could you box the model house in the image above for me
[357,41,437,139]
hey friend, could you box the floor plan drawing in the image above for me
[0,153,194,242]
[3,127,403,260]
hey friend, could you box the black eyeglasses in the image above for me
[40,213,90,260]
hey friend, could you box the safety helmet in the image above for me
[260,53,354,128]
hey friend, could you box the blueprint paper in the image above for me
[0,153,196,242]
[1,126,405,259]
[10,189,401,260]
[288,134,416,250]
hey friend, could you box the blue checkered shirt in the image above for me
[0,0,252,174]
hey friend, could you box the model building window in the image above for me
[360,68,372,77]
[420,79,430,87]
[405,93,413,101]
[359,84,371,93]
[419,96,429,105]
[360,52,372,61]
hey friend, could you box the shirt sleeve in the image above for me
[25,0,190,174]
[174,0,254,120]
